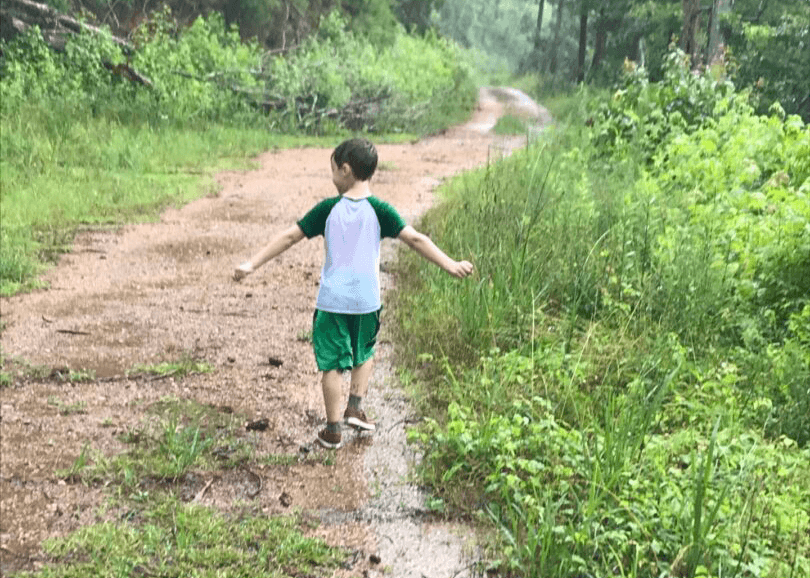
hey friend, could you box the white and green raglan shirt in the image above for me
[297,196,407,314]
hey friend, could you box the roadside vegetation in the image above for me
[10,393,349,578]
[3,0,808,576]
[0,9,476,295]
[0,6,475,577]
[393,48,809,577]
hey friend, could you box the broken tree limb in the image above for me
[1,0,153,87]
[102,61,152,87]
[55,328,91,335]
[1,0,133,52]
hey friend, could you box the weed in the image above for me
[377,160,398,171]
[61,397,252,487]
[47,397,88,416]
[492,113,528,135]
[51,368,96,383]
[17,497,347,578]
[129,352,213,378]
[393,67,810,575]
[262,453,300,466]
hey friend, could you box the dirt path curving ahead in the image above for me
[0,87,550,577]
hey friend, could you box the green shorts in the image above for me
[312,309,381,372]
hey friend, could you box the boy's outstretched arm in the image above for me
[398,225,473,279]
[234,224,305,281]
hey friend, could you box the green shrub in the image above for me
[394,42,810,578]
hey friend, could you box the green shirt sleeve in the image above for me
[297,197,341,238]
[368,196,407,239]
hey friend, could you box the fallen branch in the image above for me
[193,476,218,502]
[2,0,153,87]
[102,61,152,87]
[1,0,133,52]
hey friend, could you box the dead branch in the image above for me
[192,476,218,502]
[1,0,133,51]
[1,0,154,87]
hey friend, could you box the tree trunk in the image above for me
[534,0,546,51]
[707,0,731,65]
[590,7,607,76]
[681,0,702,66]
[1,0,132,51]
[549,0,565,74]
[577,3,588,82]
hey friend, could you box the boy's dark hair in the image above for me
[332,138,377,181]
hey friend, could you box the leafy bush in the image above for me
[130,7,263,123]
[394,44,810,578]
[588,47,735,163]
[264,11,476,133]
[412,390,810,577]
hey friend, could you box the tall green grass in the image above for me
[393,63,810,577]
[0,103,278,294]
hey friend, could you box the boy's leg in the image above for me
[312,309,351,448]
[322,369,344,423]
[344,357,376,431]
[343,310,379,431]
[349,357,374,399]
[318,369,344,449]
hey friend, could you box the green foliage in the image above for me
[588,47,735,162]
[393,43,809,578]
[14,497,345,578]
[129,352,214,378]
[725,1,810,121]
[340,0,399,46]
[394,0,445,34]
[265,10,476,133]
[128,7,264,123]
[47,397,89,415]
[492,114,529,135]
[60,397,254,485]
[410,382,810,576]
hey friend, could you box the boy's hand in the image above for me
[448,260,474,279]
[233,261,253,281]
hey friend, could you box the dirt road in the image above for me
[0,87,548,576]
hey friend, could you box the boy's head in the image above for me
[331,139,378,182]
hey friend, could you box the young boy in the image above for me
[234,138,473,449]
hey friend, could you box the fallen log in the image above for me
[1,0,133,52]
[1,0,153,87]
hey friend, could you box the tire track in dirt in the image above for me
[0,87,549,576]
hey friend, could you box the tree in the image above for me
[680,0,702,65]
[707,0,730,64]
[576,0,587,82]
[534,0,545,51]
[589,5,607,75]
[548,0,565,74]
[393,0,444,34]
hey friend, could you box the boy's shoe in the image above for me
[344,407,376,432]
[317,428,342,449]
